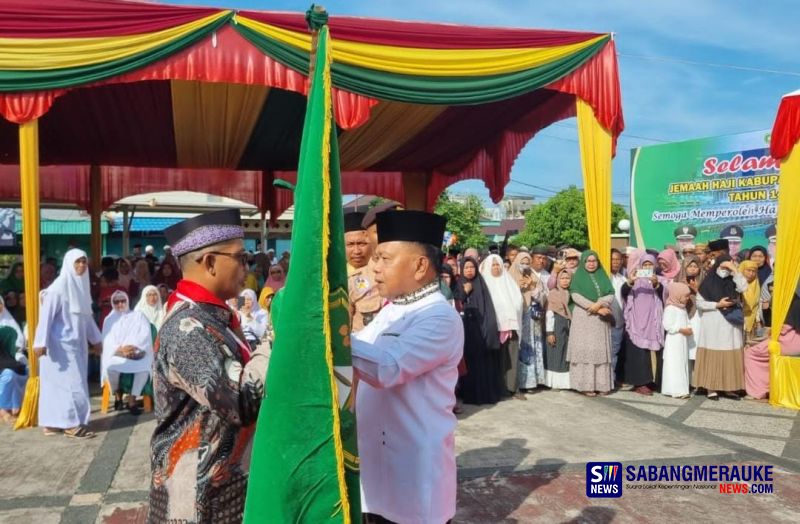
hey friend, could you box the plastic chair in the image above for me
[100,373,154,414]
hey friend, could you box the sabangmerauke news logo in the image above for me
[586,462,623,498]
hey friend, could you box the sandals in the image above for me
[64,426,96,439]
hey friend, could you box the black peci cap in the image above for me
[376,210,446,247]
[164,209,243,257]
[344,211,366,233]
[708,238,730,252]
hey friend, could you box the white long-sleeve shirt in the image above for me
[351,291,464,524]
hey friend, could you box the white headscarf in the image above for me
[101,290,153,384]
[479,254,524,332]
[134,285,165,329]
[0,295,24,351]
[49,248,92,316]
[239,288,269,340]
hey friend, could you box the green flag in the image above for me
[243,20,360,524]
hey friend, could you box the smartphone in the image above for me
[637,268,654,278]
[237,296,245,309]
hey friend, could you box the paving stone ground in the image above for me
[1,387,798,523]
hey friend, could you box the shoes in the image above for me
[707,392,719,401]
[633,385,653,396]
[64,426,96,439]
[114,399,124,411]
[128,404,141,416]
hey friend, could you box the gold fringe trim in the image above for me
[316,27,351,523]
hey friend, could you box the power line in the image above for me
[508,178,560,194]
[548,122,669,143]
[618,52,800,77]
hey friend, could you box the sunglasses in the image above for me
[201,251,249,266]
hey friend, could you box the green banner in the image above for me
[631,130,779,257]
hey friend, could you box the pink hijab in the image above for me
[626,248,645,275]
[666,282,691,309]
[658,249,681,280]
[264,264,286,291]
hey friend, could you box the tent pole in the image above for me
[402,171,429,210]
[89,165,102,270]
[14,119,42,429]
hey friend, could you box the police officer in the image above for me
[719,224,744,258]
[344,210,380,332]
[350,202,401,332]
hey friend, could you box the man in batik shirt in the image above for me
[149,209,268,523]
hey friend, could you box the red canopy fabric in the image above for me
[771,91,800,159]
[0,0,624,213]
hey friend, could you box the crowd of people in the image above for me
[4,227,798,428]
[0,241,288,432]
[435,238,800,407]
[1,206,799,522]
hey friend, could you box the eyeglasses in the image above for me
[269,270,283,275]
[112,300,127,305]
[199,251,249,266]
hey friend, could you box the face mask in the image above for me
[717,269,730,279]
[518,263,530,271]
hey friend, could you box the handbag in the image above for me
[721,304,744,326]
[529,302,545,321]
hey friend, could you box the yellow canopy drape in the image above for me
[768,143,800,411]
[576,97,612,272]
[14,120,41,430]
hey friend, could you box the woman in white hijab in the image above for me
[479,254,525,398]
[102,291,153,415]
[134,285,165,330]
[33,249,103,438]
[239,288,269,350]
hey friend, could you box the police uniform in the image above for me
[344,211,382,331]
[352,210,463,524]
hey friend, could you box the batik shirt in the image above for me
[149,300,261,523]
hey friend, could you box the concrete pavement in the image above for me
[0,387,798,523]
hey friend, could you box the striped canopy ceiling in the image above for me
[0,0,624,217]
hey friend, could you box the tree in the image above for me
[515,186,629,250]
[434,191,489,250]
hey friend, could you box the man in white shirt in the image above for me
[351,210,464,524]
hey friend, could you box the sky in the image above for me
[171,0,800,208]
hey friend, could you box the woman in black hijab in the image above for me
[748,246,772,285]
[694,254,748,400]
[454,257,504,405]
